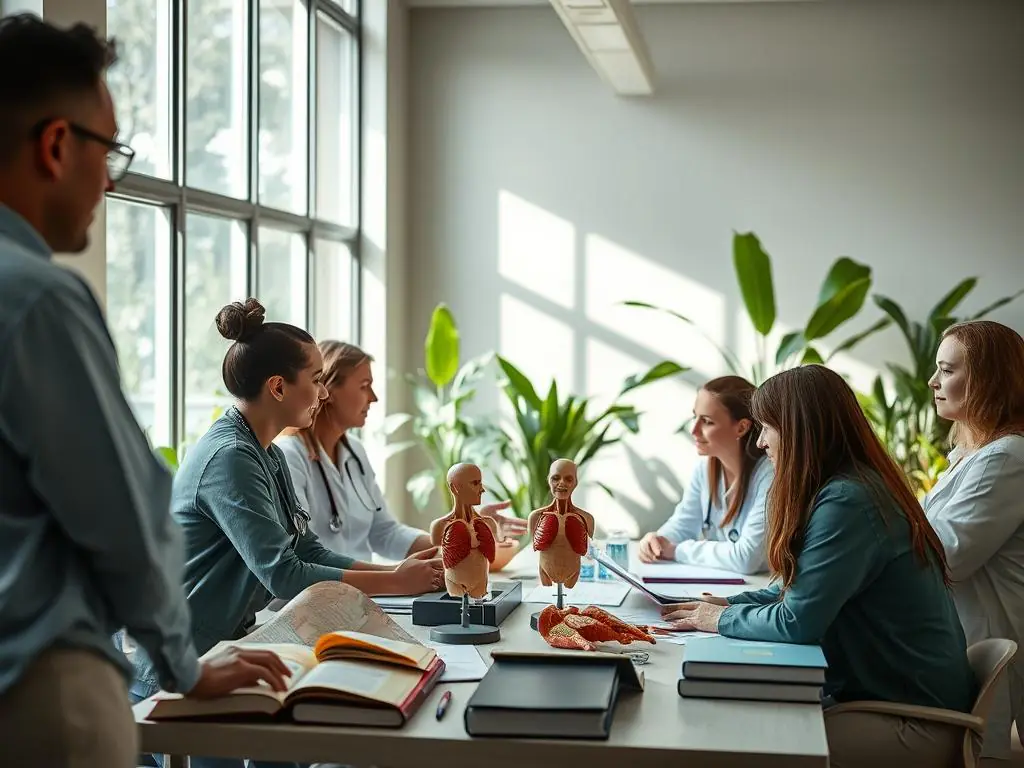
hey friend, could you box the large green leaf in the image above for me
[733,232,776,335]
[497,356,543,411]
[804,277,871,341]
[620,360,688,395]
[970,288,1024,320]
[873,295,913,347]
[155,446,178,472]
[801,346,824,364]
[929,278,976,322]
[817,257,871,306]
[407,469,439,511]
[775,331,807,366]
[825,318,892,362]
[424,304,460,388]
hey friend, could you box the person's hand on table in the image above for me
[638,532,676,563]
[478,500,528,540]
[660,596,728,633]
[189,647,292,699]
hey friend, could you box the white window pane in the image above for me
[106,0,173,179]
[105,199,173,446]
[258,228,307,328]
[315,14,355,226]
[312,238,353,342]
[186,0,249,198]
[184,214,248,444]
[258,0,309,214]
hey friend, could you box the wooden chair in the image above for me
[825,638,1017,768]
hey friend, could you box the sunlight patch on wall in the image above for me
[498,190,576,310]
[498,293,576,391]
[584,232,729,381]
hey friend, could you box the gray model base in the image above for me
[429,623,501,645]
[530,610,542,631]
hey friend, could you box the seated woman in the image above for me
[129,300,444,731]
[662,365,975,768]
[638,376,773,574]
[923,320,1024,760]
[276,340,525,562]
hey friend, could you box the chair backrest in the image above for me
[967,638,1017,721]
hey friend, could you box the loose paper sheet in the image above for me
[423,641,489,682]
[525,581,630,607]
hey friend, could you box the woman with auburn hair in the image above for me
[662,365,974,767]
[923,320,1024,760]
[638,376,773,574]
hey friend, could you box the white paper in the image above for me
[652,631,718,646]
[423,642,489,682]
[630,562,747,583]
[525,581,630,607]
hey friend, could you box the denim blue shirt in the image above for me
[0,205,200,696]
[131,407,356,696]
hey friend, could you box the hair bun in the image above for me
[216,298,266,343]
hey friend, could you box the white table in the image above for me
[134,548,829,768]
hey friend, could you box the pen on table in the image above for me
[435,690,452,720]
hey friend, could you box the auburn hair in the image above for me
[701,376,766,529]
[751,365,950,590]
[941,320,1024,450]
[281,340,373,460]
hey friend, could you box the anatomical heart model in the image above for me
[429,463,499,599]
[528,459,595,590]
[426,464,501,644]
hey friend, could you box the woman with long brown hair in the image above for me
[663,365,974,766]
[638,376,773,574]
[924,320,1024,760]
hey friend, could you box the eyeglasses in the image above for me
[30,118,135,182]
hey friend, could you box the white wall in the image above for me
[405,1,1024,535]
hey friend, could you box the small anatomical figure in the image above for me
[428,463,498,600]
[528,459,596,589]
[537,605,656,652]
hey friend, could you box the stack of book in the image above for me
[677,636,827,703]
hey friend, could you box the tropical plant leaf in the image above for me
[382,440,416,460]
[424,303,460,389]
[804,277,871,341]
[407,470,438,511]
[873,295,913,347]
[801,346,824,364]
[817,257,871,307]
[593,480,616,499]
[970,288,1024,320]
[733,232,776,335]
[620,360,688,395]
[775,331,807,366]
[621,301,743,374]
[825,318,892,362]
[929,278,977,322]
[380,412,413,435]
[155,446,178,471]
[496,356,543,411]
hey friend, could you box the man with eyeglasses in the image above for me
[0,14,290,767]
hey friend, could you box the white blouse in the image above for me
[924,434,1024,759]
[275,434,425,563]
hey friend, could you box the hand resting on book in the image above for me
[190,646,292,699]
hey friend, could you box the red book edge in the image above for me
[396,655,447,721]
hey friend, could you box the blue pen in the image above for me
[435,690,452,720]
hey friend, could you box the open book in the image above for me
[148,583,444,727]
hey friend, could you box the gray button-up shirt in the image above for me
[0,204,200,696]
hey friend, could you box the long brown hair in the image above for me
[701,376,766,529]
[941,320,1024,450]
[751,365,950,589]
[281,340,373,460]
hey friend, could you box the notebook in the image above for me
[464,650,644,739]
[681,636,827,685]
[147,632,444,727]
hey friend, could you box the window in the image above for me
[105,0,360,450]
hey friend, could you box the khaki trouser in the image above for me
[825,708,968,768]
[0,647,136,768]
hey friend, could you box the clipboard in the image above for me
[589,546,699,606]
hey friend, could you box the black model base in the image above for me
[412,580,522,627]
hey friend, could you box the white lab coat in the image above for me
[276,434,425,563]
[923,434,1024,759]
[656,455,773,574]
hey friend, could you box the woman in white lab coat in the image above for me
[923,320,1024,760]
[638,376,773,575]
[277,341,525,563]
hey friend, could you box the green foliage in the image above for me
[625,232,884,386]
[385,305,506,511]
[489,356,687,519]
[859,280,1024,496]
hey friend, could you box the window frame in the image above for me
[107,0,361,448]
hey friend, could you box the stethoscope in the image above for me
[702,494,740,543]
[314,435,382,533]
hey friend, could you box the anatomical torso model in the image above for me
[528,459,596,589]
[429,463,498,600]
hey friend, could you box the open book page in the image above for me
[202,642,319,701]
[290,658,423,708]
[243,582,419,647]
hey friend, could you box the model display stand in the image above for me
[412,580,522,627]
[427,463,503,645]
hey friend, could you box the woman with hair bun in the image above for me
[129,300,444,764]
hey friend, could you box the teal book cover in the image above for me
[683,637,827,669]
